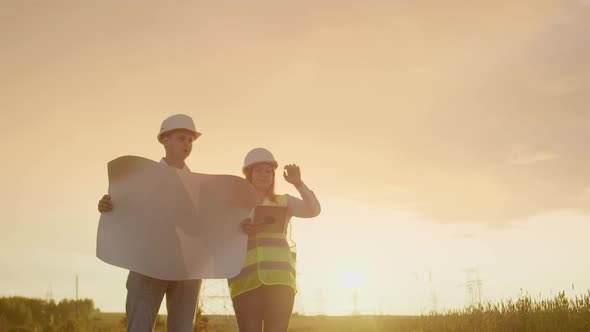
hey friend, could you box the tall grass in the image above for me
[2,291,589,331]
[418,291,590,332]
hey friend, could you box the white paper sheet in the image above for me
[96,156,258,280]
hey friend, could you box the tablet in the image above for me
[252,205,289,233]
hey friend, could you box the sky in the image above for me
[1,0,589,315]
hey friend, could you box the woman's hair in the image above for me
[244,165,277,203]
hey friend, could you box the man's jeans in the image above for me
[126,271,202,332]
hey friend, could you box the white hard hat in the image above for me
[242,148,278,174]
[157,114,202,143]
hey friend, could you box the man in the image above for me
[98,114,202,332]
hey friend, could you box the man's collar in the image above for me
[160,158,190,172]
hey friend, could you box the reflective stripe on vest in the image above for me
[228,194,296,299]
[247,238,289,250]
[228,261,296,282]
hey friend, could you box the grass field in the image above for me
[87,313,434,332]
[3,291,589,331]
[88,290,590,332]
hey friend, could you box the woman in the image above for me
[229,147,321,332]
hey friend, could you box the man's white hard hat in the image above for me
[157,114,201,143]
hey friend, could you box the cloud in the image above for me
[3,1,588,225]
[454,232,477,239]
[384,185,415,194]
[374,4,590,223]
[508,150,559,165]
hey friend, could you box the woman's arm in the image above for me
[283,164,321,218]
[287,183,321,218]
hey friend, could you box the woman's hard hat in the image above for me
[157,114,202,143]
[242,148,278,174]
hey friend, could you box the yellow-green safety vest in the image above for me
[228,194,296,299]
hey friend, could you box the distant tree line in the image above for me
[0,297,96,332]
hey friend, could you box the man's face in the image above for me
[162,129,195,159]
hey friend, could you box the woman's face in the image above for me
[251,163,275,191]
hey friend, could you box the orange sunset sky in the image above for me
[1,0,590,315]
